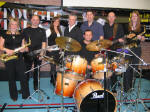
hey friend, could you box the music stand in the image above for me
[20,61,50,106]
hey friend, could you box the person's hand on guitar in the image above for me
[137,35,145,41]
[118,38,124,43]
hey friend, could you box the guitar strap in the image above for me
[113,23,118,39]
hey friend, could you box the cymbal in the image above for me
[42,56,58,65]
[86,39,113,51]
[55,37,81,52]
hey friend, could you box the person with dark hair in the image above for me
[123,11,145,92]
[23,15,46,90]
[81,10,104,40]
[0,18,30,101]
[79,29,97,63]
[46,16,62,86]
[78,29,98,78]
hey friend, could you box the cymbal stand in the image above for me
[102,48,132,111]
[54,49,66,112]
[123,47,149,112]
[100,48,110,112]
[20,61,50,105]
[129,64,150,112]
[127,48,147,65]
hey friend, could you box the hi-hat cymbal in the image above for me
[55,37,81,52]
[42,56,58,65]
[86,39,113,51]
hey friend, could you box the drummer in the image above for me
[78,29,99,78]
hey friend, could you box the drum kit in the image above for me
[52,36,133,112]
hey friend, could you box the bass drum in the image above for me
[55,72,78,97]
[74,79,117,112]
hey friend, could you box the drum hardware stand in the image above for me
[122,46,149,112]
[101,49,110,112]
[102,48,133,112]
[129,64,150,112]
[20,61,50,107]
[54,49,66,112]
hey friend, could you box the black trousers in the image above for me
[24,55,41,86]
[123,47,141,92]
[5,58,30,100]
[46,51,60,85]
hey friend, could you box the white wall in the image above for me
[63,0,150,10]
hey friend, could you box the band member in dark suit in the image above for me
[123,11,145,92]
[23,15,46,90]
[103,12,124,92]
[64,14,83,56]
[46,17,62,86]
[0,18,30,101]
[64,14,83,43]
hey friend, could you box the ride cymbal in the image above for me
[86,39,112,51]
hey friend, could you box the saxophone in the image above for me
[0,38,31,62]
[126,25,146,48]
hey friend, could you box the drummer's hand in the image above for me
[87,65,92,69]
[118,38,124,43]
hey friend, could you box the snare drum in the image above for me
[91,56,112,80]
[74,79,117,112]
[65,55,87,75]
[55,72,78,97]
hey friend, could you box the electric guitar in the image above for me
[27,45,60,57]
[109,26,146,49]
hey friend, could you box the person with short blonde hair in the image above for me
[0,17,30,101]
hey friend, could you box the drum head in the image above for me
[80,90,116,112]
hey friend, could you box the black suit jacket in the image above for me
[64,25,83,56]
[64,25,83,44]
